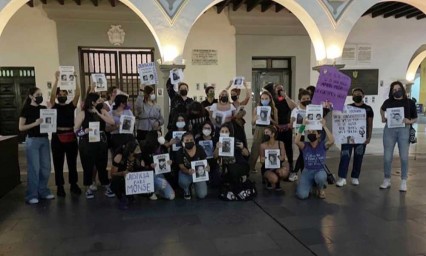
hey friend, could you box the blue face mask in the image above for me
[261,99,270,106]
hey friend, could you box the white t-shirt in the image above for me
[291,107,306,134]
[209,103,236,126]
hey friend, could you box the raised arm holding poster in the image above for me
[138,63,158,85]
[232,76,245,89]
[312,66,351,111]
[91,73,107,92]
[170,68,184,85]
[40,109,57,133]
[332,105,367,144]
[59,66,76,90]
[306,104,323,130]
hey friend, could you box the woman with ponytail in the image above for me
[19,87,55,204]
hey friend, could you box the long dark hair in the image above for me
[23,87,41,108]
[83,93,100,111]
[172,113,189,130]
[388,81,407,100]
[140,130,160,154]
[220,122,235,137]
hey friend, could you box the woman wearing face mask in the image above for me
[135,85,164,141]
[49,71,81,197]
[295,118,334,199]
[288,89,311,182]
[225,79,251,109]
[177,132,210,199]
[208,90,236,139]
[74,93,115,199]
[379,81,417,192]
[249,91,278,173]
[139,130,175,200]
[106,94,135,152]
[196,121,220,187]
[19,88,55,204]
[260,126,289,191]
[167,79,193,130]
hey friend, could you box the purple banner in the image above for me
[312,66,352,111]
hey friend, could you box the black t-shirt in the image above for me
[274,98,291,124]
[20,104,48,138]
[177,145,207,170]
[81,110,106,131]
[201,99,218,109]
[381,98,417,119]
[53,102,75,128]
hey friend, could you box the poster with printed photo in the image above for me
[119,115,135,134]
[91,73,107,92]
[199,140,214,159]
[59,66,76,90]
[138,62,158,85]
[170,68,184,85]
[153,154,171,175]
[191,160,209,183]
[256,106,271,125]
[291,107,306,132]
[172,131,186,151]
[265,149,280,169]
[40,109,57,133]
[89,122,100,143]
[332,105,367,144]
[232,76,244,89]
[387,107,405,128]
[306,104,323,130]
[219,136,234,157]
[214,112,224,126]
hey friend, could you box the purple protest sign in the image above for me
[312,66,352,111]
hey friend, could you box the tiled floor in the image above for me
[1,123,426,256]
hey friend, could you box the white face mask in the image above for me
[157,136,165,145]
[150,94,156,101]
[176,121,185,129]
[202,129,211,136]
[219,133,229,138]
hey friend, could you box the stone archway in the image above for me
[406,44,426,81]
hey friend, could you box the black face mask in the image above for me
[57,96,67,104]
[301,100,311,107]
[95,103,104,112]
[184,142,195,150]
[393,90,403,98]
[35,96,43,105]
[231,95,238,102]
[220,96,229,103]
[180,90,188,96]
[262,134,271,142]
[352,95,363,103]
[307,134,317,142]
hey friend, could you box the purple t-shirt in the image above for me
[302,140,326,170]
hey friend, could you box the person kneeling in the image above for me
[295,118,334,199]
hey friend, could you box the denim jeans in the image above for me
[25,137,52,201]
[337,144,366,179]
[383,125,410,179]
[155,174,175,200]
[178,171,207,199]
[296,168,327,199]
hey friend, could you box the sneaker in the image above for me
[149,193,158,200]
[85,189,95,199]
[379,178,391,189]
[336,178,347,187]
[400,179,407,192]
[70,184,82,195]
[43,194,55,200]
[288,173,298,182]
[266,182,273,190]
[89,182,98,191]
[275,182,283,192]
[351,178,359,186]
[184,192,191,200]
[104,186,115,198]
[28,198,39,204]
[57,186,66,197]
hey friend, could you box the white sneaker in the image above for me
[28,198,39,204]
[86,189,95,199]
[351,178,359,186]
[336,178,347,187]
[43,194,55,200]
[104,186,115,198]
[400,179,407,192]
[89,182,98,191]
[379,178,391,189]
[288,173,298,182]
[149,193,158,200]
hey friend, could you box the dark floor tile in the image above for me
[291,228,333,246]
[214,233,279,255]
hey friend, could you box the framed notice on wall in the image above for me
[341,69,379,95]
[192,49,218,65]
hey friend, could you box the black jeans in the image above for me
[79,137,109,186]
[110,176,125,199]
[277,129,294,172]
[51,133,78,186]
[294,135,305,173]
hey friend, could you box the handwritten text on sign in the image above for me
[125,171,154,195]
[332,106,366,144]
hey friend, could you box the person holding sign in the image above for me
[135,85,164,141]
[260,126,289,192]
[295,118,334,200]
[74,93,115,199]
[336,88,374,187]
[106,94,135,151]
[19,88,55,204]
[208,90,236,138]
[201,85,218,112]
[177,132,210,200]
[379,81,417,192]
[166,79,193,130]
[49,71,81,197]
[196,121,221,187]
[250,91,278,173]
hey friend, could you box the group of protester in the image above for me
[18,71,418,208]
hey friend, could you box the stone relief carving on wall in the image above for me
[319,0,353,23]
[156,0,188,25]
[107,25,125,46]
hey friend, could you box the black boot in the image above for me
[57,186,66,197]
[70,184,82,195]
